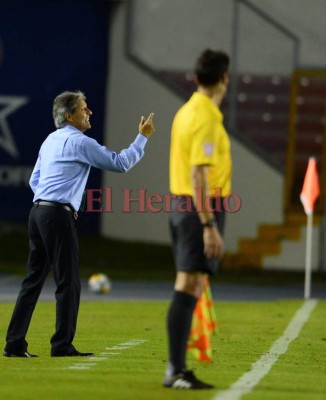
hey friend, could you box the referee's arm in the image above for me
[191,164,224,259]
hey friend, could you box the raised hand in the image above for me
[139,113,155,138]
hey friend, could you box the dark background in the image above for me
[0,0,111,232]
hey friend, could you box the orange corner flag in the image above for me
[187,278,217,362]
[300,157,320,215]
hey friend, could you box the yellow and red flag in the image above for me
[187,278,217,362]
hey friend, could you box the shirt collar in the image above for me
[58,124,84,135]
[190,92,223,120]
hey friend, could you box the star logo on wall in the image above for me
[0,95,29,158]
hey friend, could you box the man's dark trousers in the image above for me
[4,204,80,355]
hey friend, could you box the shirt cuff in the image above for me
[135,133,148,148]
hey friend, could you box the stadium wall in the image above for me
[100,2,284,254]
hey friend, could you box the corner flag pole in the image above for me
[300,157,320,299]
[304,212,313,299]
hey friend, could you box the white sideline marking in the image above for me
[213,299,318,400]
[78,363,97,366]
[64,339,147,371]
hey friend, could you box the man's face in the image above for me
[66,98,92,132]
[211,72,230,106]
[220,72,230,95]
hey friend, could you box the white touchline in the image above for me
[213,299,318,400]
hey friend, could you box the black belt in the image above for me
[34,201,78,220]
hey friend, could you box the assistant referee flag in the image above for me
[187,278,217,362]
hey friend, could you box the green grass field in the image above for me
[0,299,325,400]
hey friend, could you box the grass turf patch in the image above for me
[0,300,325,400]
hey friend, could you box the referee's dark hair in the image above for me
[195,49,230,86]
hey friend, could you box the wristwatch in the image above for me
[202,220,217,228]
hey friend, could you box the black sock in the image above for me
[166,290,198,376]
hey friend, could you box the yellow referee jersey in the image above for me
[169,92,232,197]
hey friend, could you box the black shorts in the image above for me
[169,196,225,277]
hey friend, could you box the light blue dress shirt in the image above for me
[30,125,148,211]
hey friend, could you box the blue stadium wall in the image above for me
[0,0,111,233]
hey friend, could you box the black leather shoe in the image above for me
[51,349,94,357]
[3,350,38,358]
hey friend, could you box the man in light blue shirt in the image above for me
[3,90,155,358]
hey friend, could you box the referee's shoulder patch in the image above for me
[203,142,214,156]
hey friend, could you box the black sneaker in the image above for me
[163,370,214,389]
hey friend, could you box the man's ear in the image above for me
[65,112,73,122]
[192,74,199,86]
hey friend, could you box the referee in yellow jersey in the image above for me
[163,49,231,389]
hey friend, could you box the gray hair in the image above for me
[52,90,86,128]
